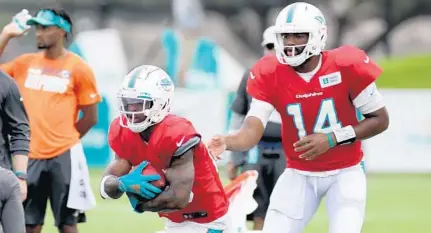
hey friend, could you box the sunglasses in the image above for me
[264,43,274,50]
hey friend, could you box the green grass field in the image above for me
[377,54,431,88]
[39,169,431,233]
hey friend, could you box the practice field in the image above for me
[40,169,431,233]
[377,54,431,88]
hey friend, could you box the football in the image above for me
[127,163,167,203]
[140,163,167,190]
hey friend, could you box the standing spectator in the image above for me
[228,25,286,230]
[0,70,30,233]
[0,8,99,233]
[171,0,212,88]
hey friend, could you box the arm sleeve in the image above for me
[173,136,201,157]
[231,72,250,115]
[3,75,30,156]
[246,98,275,127]
[166,121,201,160]
[352,82,385,114]
[73,62,102,106]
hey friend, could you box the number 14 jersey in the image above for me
[247,45,383,171]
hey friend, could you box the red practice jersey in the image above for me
[108,114,228,223]
[247,45,382,171]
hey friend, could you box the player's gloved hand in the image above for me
[126,192,145,214]
[206,135,227,160]
[118,161,162,200]
[293,133,336,160]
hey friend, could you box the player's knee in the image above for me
[25,224,42,233]
[329,209,364,233]
[59,224,78,233]
[262,209,304,233]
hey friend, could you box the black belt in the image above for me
[262,153,281,159]
[258,140,283,159]
[183,211,208,220]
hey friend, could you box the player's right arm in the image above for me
[0,32,11,59]
[100,155,132,200]
[225,99,274,152]
[208,61,275,157]
[0,13,30,60]
[227,71,251,179]
[0,23,33,76]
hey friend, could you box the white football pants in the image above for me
[163,213,234,233]
[262,164,366,233]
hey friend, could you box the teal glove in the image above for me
[126,192,145,214]
[118,161,162,200]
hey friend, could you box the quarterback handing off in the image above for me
[207,2,389,233]
[100,65,232,233]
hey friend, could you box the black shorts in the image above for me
[244,144,286,220]
[0,166,25,233]
[24,150,86,227]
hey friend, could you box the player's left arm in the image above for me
[2,75,29,174]
[295,49,389,159]
[73,62,102,138]
[140,137,198,212]
[295,87,389,160]
[347,82,389,141]
[331,51,389,144]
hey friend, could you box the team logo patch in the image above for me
[319,72,342,88]
[314,16,326,24]
[58,70,71,79]
[158,77,173,91]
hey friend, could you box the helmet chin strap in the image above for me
[293,53,321,72]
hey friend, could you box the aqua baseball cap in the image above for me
[26,10,71,33]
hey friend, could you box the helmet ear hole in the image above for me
[146,101,154,109]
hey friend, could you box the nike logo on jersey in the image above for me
[364,56,370,64]
[176,136,185,147]
[249,72,256,80]
[319,72,342,88]
[90,93,98,99]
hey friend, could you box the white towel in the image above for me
[67,142,97,211]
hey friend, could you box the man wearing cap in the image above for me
[228,25,286,230]
[0,8,100,233]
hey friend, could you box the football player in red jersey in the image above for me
[99,65,232,233]
[207,2,389,233]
